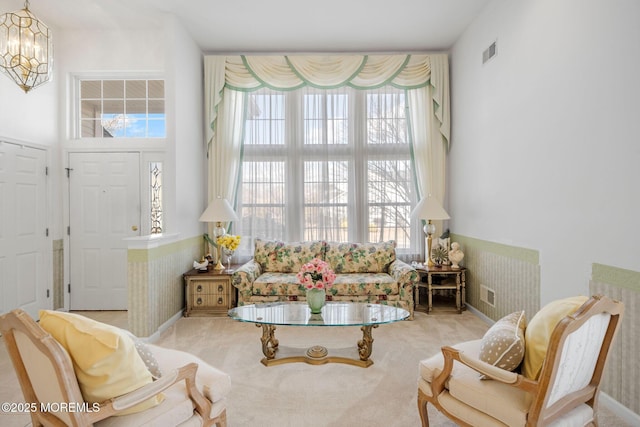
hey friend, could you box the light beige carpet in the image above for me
[156,310,484,427]
[154,310,629,427]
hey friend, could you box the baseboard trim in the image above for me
[144,310,183,343]
[599,392,639,426]
[465,303,493,326]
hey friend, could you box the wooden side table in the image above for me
[183,267,238,316]
[415,266,466,314]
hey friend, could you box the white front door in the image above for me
[69,152,140,310]
[0,142,49,319]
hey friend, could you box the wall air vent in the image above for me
[482,41,497,64]
[480,284,496,307]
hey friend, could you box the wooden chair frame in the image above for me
[418,295,624,427]
[0,309,227,427]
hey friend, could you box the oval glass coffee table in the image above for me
[228,302,410,367]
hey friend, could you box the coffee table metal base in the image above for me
[257,323,379,368]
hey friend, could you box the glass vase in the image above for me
[306,288,326,314]
[223,248,234,270]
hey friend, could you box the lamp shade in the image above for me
[199,197,238,223]
[410,194,450,221]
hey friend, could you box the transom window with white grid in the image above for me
[77,78,166,138]
[237,85,419,256]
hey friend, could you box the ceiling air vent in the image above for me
[482,41,497,64]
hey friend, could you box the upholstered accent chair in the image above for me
[0,309,230,427]
[417,295,624,426]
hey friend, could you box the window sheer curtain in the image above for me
[204,54,450,258]
[203,57,244,240]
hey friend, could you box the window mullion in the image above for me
[351,89,368,243]
[286,90,303,241]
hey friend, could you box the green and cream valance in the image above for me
[224,54,437,90]
[205,53,450,145]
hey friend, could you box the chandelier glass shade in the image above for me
[0,1,53,93]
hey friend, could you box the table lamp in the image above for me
[411,194,450,268]
[199,196,239,270]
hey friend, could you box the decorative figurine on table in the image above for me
[193,258,209,272]
[448,242,464,269]
[431,244,449,267]
[438,229,451,265]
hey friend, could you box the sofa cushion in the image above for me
[324,241,396,273]
[254,239,326,273]
[331,273,398,296]
[523,295,588,380]
[253,273,304,296]
[252,272,399,297]
[38,310,162,414]
[478,311,526,373]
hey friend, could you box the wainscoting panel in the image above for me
[52,239,64,310]
[590,263,639,417]
[450,234,540,322]
[128,236,202,337]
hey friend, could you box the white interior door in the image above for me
[0,142,49,319]
[69,152,140,310]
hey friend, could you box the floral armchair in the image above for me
[231,239,418,318]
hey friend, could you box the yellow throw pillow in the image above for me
[522,296,589,380]
[38,310,163,414]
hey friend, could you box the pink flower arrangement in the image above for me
[296,258,336,290]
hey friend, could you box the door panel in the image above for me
[69,152,140,310]
[0,143,48,319]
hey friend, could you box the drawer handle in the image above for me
[197,285,202,292]
[218,297,224,305]
[197,297,203,305]
[218,285,224,292]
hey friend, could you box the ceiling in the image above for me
[4,0,491,52]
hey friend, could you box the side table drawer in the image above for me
[192,293,228,309]
[193,281,228,295]
[184,270,236,317]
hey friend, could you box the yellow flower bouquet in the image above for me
[214,234,240,270]
[216,234,241,251]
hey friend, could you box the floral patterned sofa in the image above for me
[231,239,419,318]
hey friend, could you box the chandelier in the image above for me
[0,0,53,93]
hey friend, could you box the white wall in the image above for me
[0,79,57,144]
[0,28,58,147]
[449,0,640,304]
[163,15,206,239]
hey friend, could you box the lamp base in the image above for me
[213,260,225,271]
[426,232,435,268]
